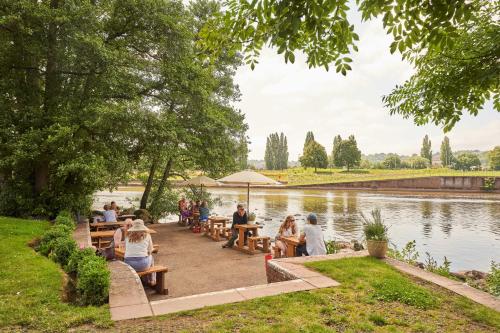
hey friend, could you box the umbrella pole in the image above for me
[247,182,250,212]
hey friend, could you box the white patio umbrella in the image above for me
[180,175,219,198]
[217,170,280,211]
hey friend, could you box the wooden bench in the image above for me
[248,236,271,253]
[214,226,231,241]
[137,265,168,295]
[273,245,282,258]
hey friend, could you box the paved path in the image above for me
[148,223,268,301]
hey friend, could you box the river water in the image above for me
[94,187,500,271]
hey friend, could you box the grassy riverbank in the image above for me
[261,167,500,186]
[0,217,111,332]
[113,257,500,332]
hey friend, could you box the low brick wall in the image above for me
[266,260,297,283]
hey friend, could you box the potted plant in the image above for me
[248,212,256,223]
[361,208,388,258]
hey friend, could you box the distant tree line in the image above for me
[264,133,289,170]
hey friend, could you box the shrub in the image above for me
[66,248,96,275]
[37,224,73,256]
[361,209,388,241]
[325,240,340,254]
[49,236,77,266]
[54,214,75,230]
[487,261,500,297]
[77,255,110,306]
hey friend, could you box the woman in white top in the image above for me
[297,213,326,256]
[275,215,298,257]
[124,219,156,285]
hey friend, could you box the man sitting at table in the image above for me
[222,203,248,248]
[103,204,117,222]
[296,213,326,256]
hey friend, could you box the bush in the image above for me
[487,261,500,297]
[37,224,73,256]
[66,247,96,275]
[77,255,110,306]
[54,214,75,230]
[361,209,388,241]
[49,236,77,266]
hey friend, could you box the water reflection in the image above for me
[439,203,452,236]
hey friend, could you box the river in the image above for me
[94,187,500,271]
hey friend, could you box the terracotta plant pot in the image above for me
[366,240,388,258]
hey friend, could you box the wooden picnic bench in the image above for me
[137,266,168,295]
[91,229,157,248]
[233,224,264,254]
[114,245,159,260]
[89,221,126,231]
[248,236,271,253]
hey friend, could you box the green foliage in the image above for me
[49,236,77,267]
[482,177,496,191]
[200,0,496,129]
[335,135,362,171]
[299,140,328,172]
[489,146,500,170]
[389,240,419,264]
[440,136,454,167]
[360,208,388,241]
[487,261,500,297]
[54,214,75,230]
[331,135,343,167]
[264,132,289,170]
[424,252,452,278]
[454,152,482,171]
[76,255,110,306]
[420,135,433,165]
[324,240,339,255]
[66,248,96,275]
[371,277,437,310]
[405,156,429,169]
[382,153,401,169]
[148,188,181,223]
[37,224,73,256]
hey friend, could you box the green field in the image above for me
[112,257,500,332]
[0,217,111,332]
[260,167,500,186]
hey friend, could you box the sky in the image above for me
[233,12,499,161]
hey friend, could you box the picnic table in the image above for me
[115,244,160,260]
[280,236,305,257]
[91,229,157,248]
[89,221,126,231]
[207,216,230,239]
[117,214,136,221]
[233,224,265,254]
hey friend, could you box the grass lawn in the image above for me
[261,167,500,186]
[0,217,111,332]
[110,257,500,333]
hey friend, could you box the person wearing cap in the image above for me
[113,218,133,249]
[296,213,326,256]
[124,219,156,285]
[222,203,248,248]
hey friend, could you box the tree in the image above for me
[331,135,343,167]
[336,135,362,171]
[383,154,402,169]
[304,131,315,149]
[440,137,454,167]
[406,156,430,169]
[454,153,481,171]
[420,135,433,165]
[489,146,500,171]
[300,141,328,172]
[264,132,288,170]
[201,0,498,130]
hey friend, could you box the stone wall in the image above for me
[266,260,297,283]
[295,176,500,192]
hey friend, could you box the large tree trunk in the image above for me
[149,158,173,213]
[140,157,158,209]
[34,0,60,195]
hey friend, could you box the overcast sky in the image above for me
[233,12,499,161]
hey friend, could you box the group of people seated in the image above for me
[221,203,326,257]
[178,197,210,225]
[95,201,120,222]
